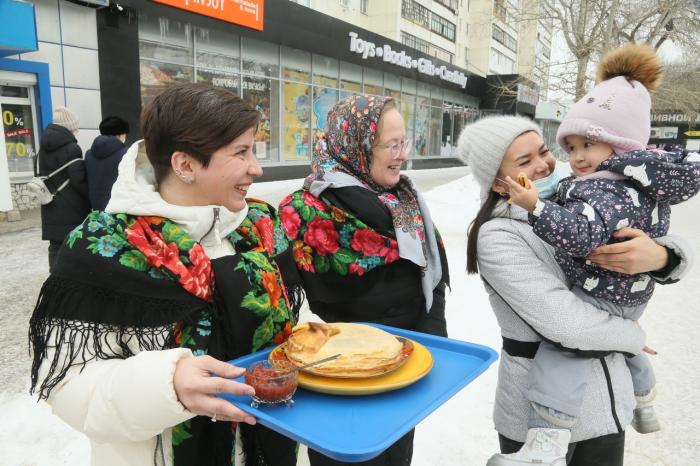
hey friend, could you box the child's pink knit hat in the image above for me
[557,44,663,154]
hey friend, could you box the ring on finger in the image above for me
[211,412,217,423]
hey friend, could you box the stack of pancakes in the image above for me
[286,322,407,378]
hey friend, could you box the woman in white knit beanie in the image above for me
[456,116,693,466]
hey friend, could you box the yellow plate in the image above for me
[269,338,433,395]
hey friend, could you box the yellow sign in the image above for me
[684,130,700,137]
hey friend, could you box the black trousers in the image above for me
[308,429,414,466]
[499,431,625,466]
[48,240,62,273]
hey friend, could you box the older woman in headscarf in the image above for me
[279,94,450,466]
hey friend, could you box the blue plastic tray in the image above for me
[221,324,498,463]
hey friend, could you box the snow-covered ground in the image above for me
[1,167,698,465]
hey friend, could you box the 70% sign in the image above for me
[3,109,30,158]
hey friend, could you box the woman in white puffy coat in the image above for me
[29,84,302,466]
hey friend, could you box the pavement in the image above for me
[1,165,698,465]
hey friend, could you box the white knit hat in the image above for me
[53,106,80,133]
[456,115,541,202]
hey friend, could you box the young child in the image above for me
[489,44,700,466]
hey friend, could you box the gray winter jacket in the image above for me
[477,201,692,443]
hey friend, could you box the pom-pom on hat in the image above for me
[557,44,663,154]
[52,106,80,133]
[457,115,541,203]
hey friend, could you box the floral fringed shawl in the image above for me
[29,199,301,466]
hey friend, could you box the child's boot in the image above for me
[486,428,570,466]
[631,389,661,434]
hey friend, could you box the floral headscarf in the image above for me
[304,94,442,310]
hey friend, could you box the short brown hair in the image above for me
[141,83,260,183]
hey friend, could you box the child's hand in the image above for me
[504,173,539,212]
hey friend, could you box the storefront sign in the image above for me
[685,130,700,137]
[152,0,264,31]
[348,32,468,88]
[651,112,700,123]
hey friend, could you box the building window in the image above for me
[401,31,454,64]
[434,0,459,13]
[493,0,507,22]
[402,0,456,41]
[492,24,517,52]
[401,0,430,29]
[431,14,456,41]
[360,0,368,14]
[489,47,515,74]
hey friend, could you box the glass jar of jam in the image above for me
[245,360,298,407]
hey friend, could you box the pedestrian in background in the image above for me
[36,106,90,272]
[85,115,130,210]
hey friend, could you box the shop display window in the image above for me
[140,61,194,109]
[242,37,280,78]
[312,87,338,137]
[429,106,442,156]
[195,28,240,74]
[138,14,193,65]
[282,80,312,161]
[243,76,280,162]
[282,47,311,83]
[313,55,338,88]
[384,72,402,105]
[339,62,362,100]
[134,14,475,161]
[363,68,383,96]
[196,69,239,94]
[414,96,431,156]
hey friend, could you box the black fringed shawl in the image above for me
[29,200,302,466]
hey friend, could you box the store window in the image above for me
[242,76,279,162]
[312,55,338,138]
[134,13,473,163]
[140,61,194,109]
[312,55,338,88]
[401,78,416,147]
[384,72,402,104]
[196,69,239,93]
[242,37,280,78]
[339,61,362,99]
[363,68,383,96]
[139,15,193,65]
[196,28,240,74]
[312,87,337,137]
[138,14,194,108]
[282,47,312,161]
[414,83,431,156]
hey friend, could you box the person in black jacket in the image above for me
[279,95,450,466]
[37,106,90,271]
[85,116,130,210]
